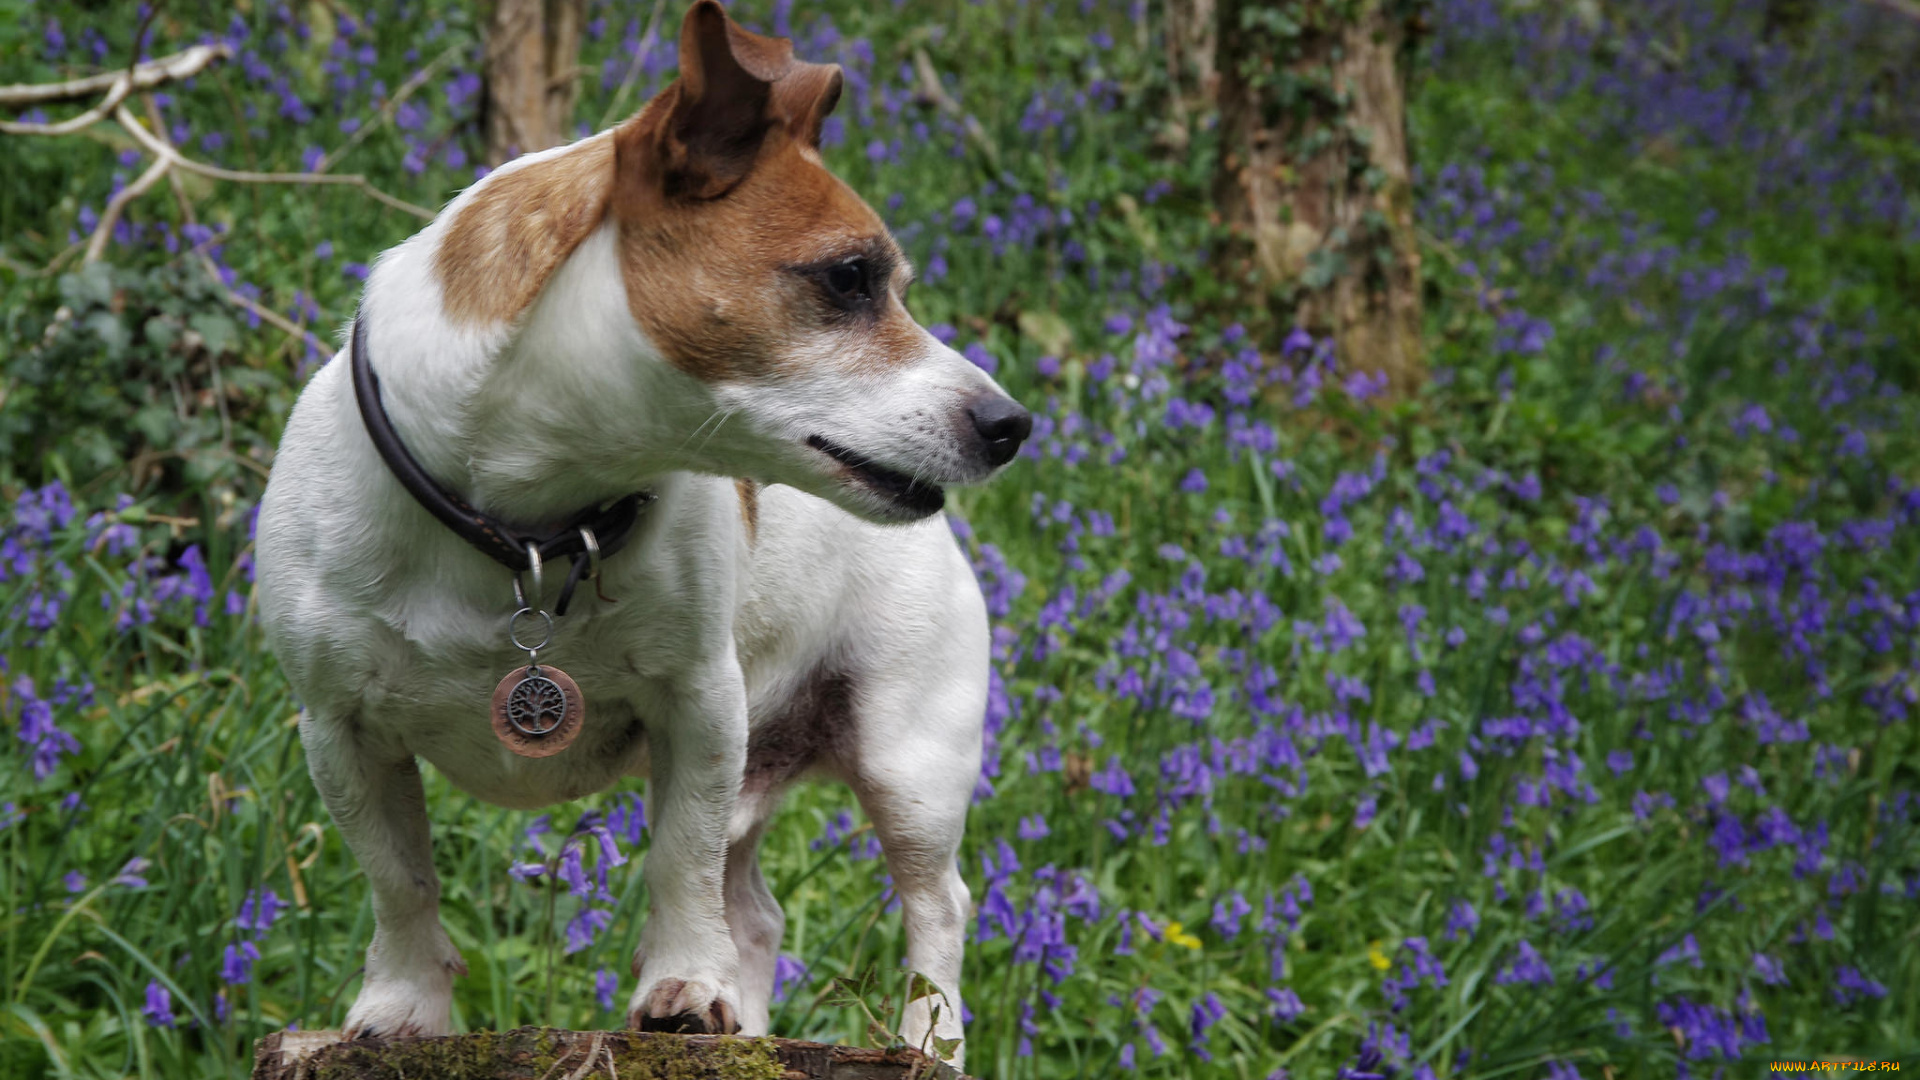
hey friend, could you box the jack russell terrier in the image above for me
[255,1,1027,1065]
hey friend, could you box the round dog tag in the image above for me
[491,664,584,757]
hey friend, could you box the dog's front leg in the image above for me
[301,711,466,1037]
[628,669,747,1034]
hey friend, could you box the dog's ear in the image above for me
[684,5,844,157]
[651,0,782,200]
[773,60,843,150]
[616,2,844,203]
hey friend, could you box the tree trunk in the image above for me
[251,1027,968,1080]
[484,0,588,166]
[1157,0,1217,153]
[1213,1,1425,397]
[1165,0,1218,104]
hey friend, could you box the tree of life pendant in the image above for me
[491,663,584,757]
[491,603,584,758]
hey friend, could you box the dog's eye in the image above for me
[824,260,869,303]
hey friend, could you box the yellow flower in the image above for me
[1368,941,1392,971]
[1165,921,1203,951]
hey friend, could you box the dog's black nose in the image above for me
[969,396,1032,468]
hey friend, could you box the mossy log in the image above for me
[250,1027,968,1080]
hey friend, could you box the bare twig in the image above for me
[316,43,466,174]
[213,278,338,361]
[0,43,231,134]
[85,155,173,263]
[910,48,1001,172]
[9,239,86,278]
[112,103,435,219]
[597,0,672,129]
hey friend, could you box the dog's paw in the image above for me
[343,939,465,1039]
[626,976,741,1034]
[343,979,454,1040]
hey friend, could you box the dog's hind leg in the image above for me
[300,710,466,1038]
[846,666,984,1067]
[723,790,784,1036]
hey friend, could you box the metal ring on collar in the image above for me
[509,606,554,654]
[512,543,544,611]
[579,526,601,582]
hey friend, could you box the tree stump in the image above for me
[1213,0,1427,396]
[251,1028,968,1080]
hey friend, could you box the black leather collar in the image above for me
[349,315,652,616]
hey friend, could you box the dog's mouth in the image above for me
[806,435,945,516]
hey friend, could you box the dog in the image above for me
[254,2,1026,1064]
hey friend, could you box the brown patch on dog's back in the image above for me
[435,135,615,327]
[744,665,855,793]
[734,477,759,545]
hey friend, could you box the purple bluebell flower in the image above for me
[1090,756,1135,797]
[237,890,288,937]
[1494,940,1553,985]
[772,953,808,1004]
[564,907,613,954]
[222,941,260,984]
[142,981,174,1026]
[1210,892,1250,940]
[12,677,81,781]
[1186,992,1227,1061]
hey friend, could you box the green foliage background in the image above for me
[2,1,1918,1078]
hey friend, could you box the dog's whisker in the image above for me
[676,407,734,459]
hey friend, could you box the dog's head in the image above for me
[578,1,1023,522]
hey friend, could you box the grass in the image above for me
[2,0,1918,1077]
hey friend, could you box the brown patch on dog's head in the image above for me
[610,1,918,383]
[434,136,615,327]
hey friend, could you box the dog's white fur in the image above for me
[256,121,1011,1059]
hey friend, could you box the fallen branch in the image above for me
[0,42,232,113]
[250,1027,968,1080]
[85,155,171,263]
[4,34,357,368]
[112,103,436,219]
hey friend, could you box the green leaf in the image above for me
[189,312,240,358]
[905,972,940,1003]
[84,311,130,359]
[59,263,116,310]
[143,315,180,353]
[132,404,176,447]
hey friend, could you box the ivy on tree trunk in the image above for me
[1213,0,1427,396]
